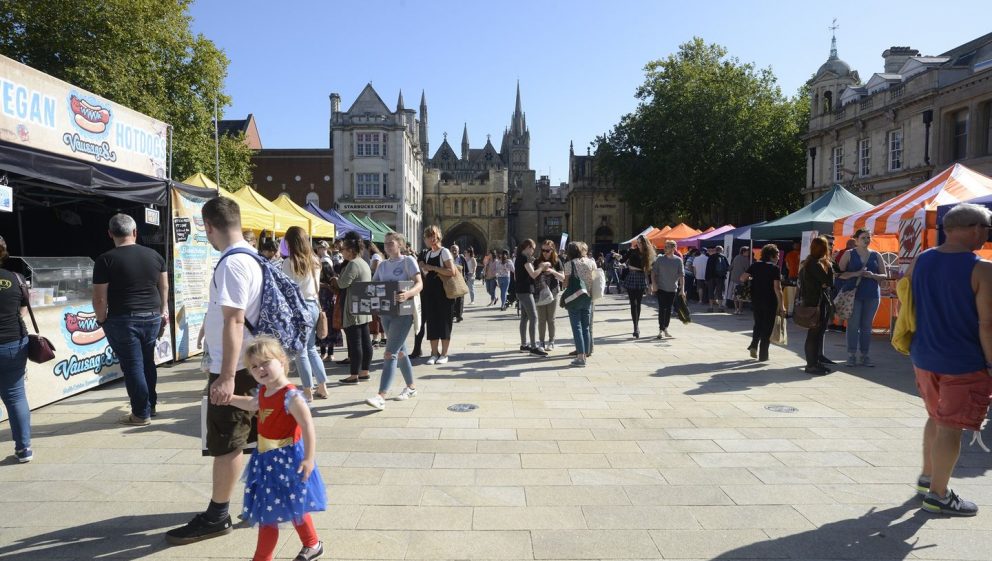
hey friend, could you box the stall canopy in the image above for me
[835,164,992,238]
[305,203,371,240]
[344,212,387,243]
[274,194,336,239]
[677,225,735,249]
[183,173,275,232]
[751,184,873,240]
[621,226,656,245]
[649,223,701,247]
[0,140,169,205]
[231,186,310,234]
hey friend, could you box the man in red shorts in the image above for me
[907,202,992,516]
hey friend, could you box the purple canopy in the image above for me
[305,202,371,240]
[676,225,736,249]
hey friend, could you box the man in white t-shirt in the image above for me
[167,196,263,546]
[692,249,709,304]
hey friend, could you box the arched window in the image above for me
[454,199,460,215]
[305,192,320,207]
[443,198,451,215]
[823,91,833,114]
[471,200,477,214]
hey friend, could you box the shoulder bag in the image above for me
[833,256,869,321]
[793,265,823,329]
[442,270,469,299]
[14,274,56,363]
[313,268,328,340]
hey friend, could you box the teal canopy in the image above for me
[750,185,874,240]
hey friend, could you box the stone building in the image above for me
[251,148,333,208]
[805,31,992,204]
[329,84,424,246]
[567,142,633,255]
[422,165,509,252]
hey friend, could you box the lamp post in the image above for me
[922,109,934,167]
[808,146,817,191]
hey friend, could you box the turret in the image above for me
[419,90,429,166]
[461,123,469,161]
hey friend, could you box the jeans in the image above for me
[465,275,475,303]
[749,303,776,360]
[655,290,676,331]
[847,297,880,355]
[345,323,373,375]
[707,278,726,303]
[518,293,538,346]
[485,278,497,301]
[0,337,30,451]
[567,304,592,355]
[537,300,557,344]
[296,300,327,389]
[497,277,510,307]
[103,314,161,419]
[804,302,830,367]
[379,315,415,394]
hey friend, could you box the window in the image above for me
[471,200,477,214]
[355,173,381,198]
[832,146,844,182]
[888,130,903,171]
[355,132,381,157]
[453,200,460,215]
[544,216,563,237]
[952,110,969,161]
[306,192,320,207]
[858,138,871,177]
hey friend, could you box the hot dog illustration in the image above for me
[65,311,106,345]
[70,95,111,134]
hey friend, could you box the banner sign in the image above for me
[559,232,568,252]
[897,217,924,269]
[0,54,169,178]
[799,230,818,262]
[171,188,219,360]
[339,202,399,212]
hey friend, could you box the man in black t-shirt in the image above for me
[92,214,168,426]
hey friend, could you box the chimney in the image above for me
[330,93,341,113]
[882,47,920,74]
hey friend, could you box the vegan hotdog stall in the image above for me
[0,54,218,421]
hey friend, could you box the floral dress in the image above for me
[242,384,327,526]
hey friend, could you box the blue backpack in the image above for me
[214,248,311,358]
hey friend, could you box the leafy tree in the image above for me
[0,0,252,189]
[596,38,806,226]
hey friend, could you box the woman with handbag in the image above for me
[797,236,834,375]
[534,241,565,352]
[419,225,457,364]
[740,244,786,362]
[365,232,424,410]
[515,239,551,356]
[563,242,596,367]
[0,235,33,462]
[282,226,328,402]
[836,228,886,367]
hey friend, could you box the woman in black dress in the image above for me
[739,244,786,362]
[419,225,458,364]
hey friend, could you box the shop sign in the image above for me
[897,217,924,268]
[171,188,219,360]
[0,184,11,212]
[144,207,160,226]
[339,202,399,212]
[0,55,169,178]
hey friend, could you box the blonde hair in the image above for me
[385,231,406,246]
[243,336,290,373]
[423,224,442,241]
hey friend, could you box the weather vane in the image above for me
[829,18,839,36]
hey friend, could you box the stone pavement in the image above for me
[2,290,991,560]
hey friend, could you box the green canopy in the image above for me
[368,217,394,236]
[750,185,874,240]
[344,212,387,243]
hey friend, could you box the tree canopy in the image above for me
[596,38,808,226]
[0,0,253,189]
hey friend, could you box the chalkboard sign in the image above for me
[174,217,191,242]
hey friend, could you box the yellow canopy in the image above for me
[273,194,336,239]
[230,186,309,234]
[181,174,275,232]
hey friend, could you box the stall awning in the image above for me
[835,164,992,237]
[273,194,335,239]
[182,173,274,232]
[344,212,387,243]
[650,223,701,246]
[231,186,309,234]
[0,140,167,205]
[305,203,371,239]
[677,225,735,248]
[751,184,873,240]
[620,226,656,246]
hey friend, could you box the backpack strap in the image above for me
[213,247,266,332]
[13,273,39,335]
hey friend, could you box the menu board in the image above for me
[171,188,219,360]
[348,281,414,316]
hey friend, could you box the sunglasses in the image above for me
[541,248,552,253]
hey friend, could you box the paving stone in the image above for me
[526,485,631,506]
[356,505,473,530]
[420,485,527,506]
[405,530,533,559]
[581,505,700,529]
[691,505,815,530]
[473,506,587,530]
[532,529,662,559]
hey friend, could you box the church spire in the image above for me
[419,90,429,166]
[511,81,526,136]
[515,80,522,115]
[828,18,839,59]
[396,89,405,112]
[461,123,469,160]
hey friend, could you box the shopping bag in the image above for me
[674,293,692,324]
[771,316,788,346]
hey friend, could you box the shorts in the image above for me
[205,369,257,456]
[914,367,992,431]
[706,278,726,301]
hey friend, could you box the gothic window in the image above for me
[306,191,320,207]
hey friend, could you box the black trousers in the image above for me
[412,313,428,355]
[627,288,644,330]
[749,303,776,360]
[655,290,676,331]
[454,296,464,320]
[804,302,830,367]
[344,323,373,375]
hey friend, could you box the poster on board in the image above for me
[171,188,219,360]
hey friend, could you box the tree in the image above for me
[596,38,807,226]
[0,0,252,189]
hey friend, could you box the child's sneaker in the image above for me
[395,387,418,401]
[294,540,324,561]
[921,489,978,516]
[365,395,386,410]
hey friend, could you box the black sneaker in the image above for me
[165,513,233,545]
[530,346,548,357]
[295,540,324,561]
[519,345,530,352]
[921,489,978,516]
[915,475,931,496]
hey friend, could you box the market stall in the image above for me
[306,203,371,239]
[344,212,387,243]
[274,193,335,239]
[620,226,658,246]
[230,185,309,234]
[751,184,873,241]
[183,173,274,232]
[648,223,701,248]
[677,224,735,249]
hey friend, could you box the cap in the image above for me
[317,240,330,248]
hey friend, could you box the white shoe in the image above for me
[656,331,664,340]
[365,395,386,410]
[396,387,418,401]
[663,330,672,338]
[536,343,545,352]
[546,342,554,351]
[425,355,439,365]
[436,355,449,364]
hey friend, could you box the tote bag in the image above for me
[833,261,868,321]
[770,315,788,346]
[442,272,469,299]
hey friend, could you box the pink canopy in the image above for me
[676,224,735,249]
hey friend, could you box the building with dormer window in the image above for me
[805,31,992,204]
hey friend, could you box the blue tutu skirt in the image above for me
[242,440,327,526]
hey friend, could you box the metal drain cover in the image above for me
[447,403,478,412]
[765,404,798,413]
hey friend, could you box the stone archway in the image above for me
[443,221,489,254]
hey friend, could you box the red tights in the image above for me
[252,514,319,561]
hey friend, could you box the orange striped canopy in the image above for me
[834,164,992,237]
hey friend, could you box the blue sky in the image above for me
[190,0,990,185]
